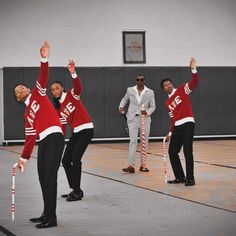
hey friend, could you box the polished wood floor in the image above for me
[2,139,236,213]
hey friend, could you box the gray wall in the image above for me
[0,0,236,67]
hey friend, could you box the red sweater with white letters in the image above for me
[21,62,62,160]
[58,76,93,135]
[165,72,200,133]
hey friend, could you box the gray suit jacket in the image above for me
[119,86,156,122]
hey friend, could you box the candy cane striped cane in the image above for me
[163,138,168,183]
[12,163,18,221]
[141,105,146,169]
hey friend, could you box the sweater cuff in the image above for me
[41,57,48,63]
[191,68,197,74]
[71,72,78,79]
[20,157,28,162]
[168,132,172,136]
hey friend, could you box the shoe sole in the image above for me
[66,198,82,201]
[35,223,57,228]
[185,183,196,186]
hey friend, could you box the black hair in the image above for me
[136,74,145,80]
[160,78,172,89]
[50,81,64,110]
[50,80,64,87]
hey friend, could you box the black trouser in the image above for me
[169,122,195,180]
[62,128,94,192]
[37,133,64,218]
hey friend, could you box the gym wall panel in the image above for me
[3,66,236,142]
[104,67,127,138]
[3,68,25,140]
[0,69,3,144]
[83,68,105,138]
[199,68,221,135]
[213,68,236,134]
[23,67,40,90]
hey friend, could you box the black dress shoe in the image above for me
[29,214,47,223]
[35,217,57,228]
[122,166,135,173]
[167,178,185,184]
[185,179,195,186]
[139,166,150,172]
[61,190,84,198]
[66,191,82,201]
[61,190,74,198]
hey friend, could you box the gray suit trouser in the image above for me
[127,116,150,166]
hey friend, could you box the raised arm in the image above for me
[184,57,199,94]
[67,59,82,97]
[36,41,50,93]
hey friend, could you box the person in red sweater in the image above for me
[161,57,199,186]
[13,41,64,228]
[50,60,94,201]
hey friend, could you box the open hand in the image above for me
[190,57,196,69]
[40,41,50,58]
[67,59,76,74]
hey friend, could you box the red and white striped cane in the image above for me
[11,162,23,221]
[12,163,18,221]
[163,137,168,183]
[141,104,146,169]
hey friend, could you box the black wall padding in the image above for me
[3,67,236,140]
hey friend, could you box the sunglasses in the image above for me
[136,78,144,82]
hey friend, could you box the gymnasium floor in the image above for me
[0,140,236,236]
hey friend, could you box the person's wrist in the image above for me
[20,157,28,163]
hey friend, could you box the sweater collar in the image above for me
[168,88,177,98]
[59,92,67,103]
[24,94,32,106]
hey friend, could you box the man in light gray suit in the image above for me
[119,74,156,173]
